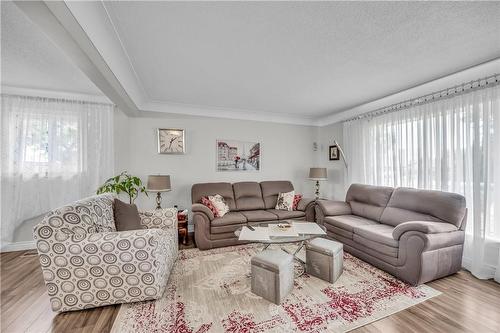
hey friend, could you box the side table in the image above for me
[177,209,188,245]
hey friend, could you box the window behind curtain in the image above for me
[16,113,80,176]
[1,94,114,245]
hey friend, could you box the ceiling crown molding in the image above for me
[141,100,317,126]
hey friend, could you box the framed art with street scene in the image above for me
[157,128,185,154]
[216,139,260,171]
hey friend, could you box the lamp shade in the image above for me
[147,175,171,192]
[309,168,327,180]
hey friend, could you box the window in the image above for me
[1,94,114,244]
[17,114,79,176]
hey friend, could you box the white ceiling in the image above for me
[102,1,500,117]
[1,1,102,96]
[3,1,500,124]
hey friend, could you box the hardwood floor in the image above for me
[2,245,499,333]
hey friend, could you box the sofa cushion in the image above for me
[210,212,247,227]
[275,190,295,211]
[201,197,219,217]
[352,224,399,248]
[266,209,305,220]
[352,234,399,258]
[324,224,353,240]
[380,207,443,227]
[113,199,142,231]
[208,194,230,217]
[323,215,378,233]
[380,187,466,227]
[346,184,394,221]
[233,182,265,211]
[241,210,278,222]
[292,194,303,210]
[260,181,294,209]
[192,182,237,210]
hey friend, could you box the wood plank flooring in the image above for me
[2,245,499,333]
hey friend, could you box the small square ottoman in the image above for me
[251,250,294,304]
[306,238,343,283]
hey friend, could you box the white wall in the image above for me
[5,107,340,246]
[317,122,346,200]
[114,107,130,173]
[118,112,319,222]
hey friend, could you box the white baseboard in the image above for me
[0,241,36,253]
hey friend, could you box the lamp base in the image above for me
[315,180,320,200]
[155,192,162,209]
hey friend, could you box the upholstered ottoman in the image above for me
[306,238,343,283]
[251,250,294,304]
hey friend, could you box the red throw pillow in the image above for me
[292,194,303,211]
[201,196,220,217]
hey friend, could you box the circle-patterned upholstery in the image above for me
[33,193,178,312]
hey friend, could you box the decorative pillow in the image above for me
[292,194,303,211]
[208,194,230,217]
[201,196,220,217]
[275,190,295,211]
[113,199,142,231]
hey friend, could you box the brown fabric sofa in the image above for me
[192,181,315,250]
[315,183,467,285]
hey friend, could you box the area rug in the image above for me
[111,244,440,333]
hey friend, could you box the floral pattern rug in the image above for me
[111,244,440,333]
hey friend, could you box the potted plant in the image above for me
[96,171,148,204]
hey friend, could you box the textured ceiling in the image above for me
[1,1,102,95]
[104,1,500,117]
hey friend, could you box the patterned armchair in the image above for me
[33,193,178,312]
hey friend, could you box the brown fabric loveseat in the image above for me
[315,183,467,285]
[192,181,315,250]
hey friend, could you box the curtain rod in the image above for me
[344,73,500,123]
[0,92,114,107]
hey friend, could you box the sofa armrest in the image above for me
[296,197,315,211]
[316,200,352,216]
[138,208,178,230]
[393,221,458,240]
[192,203,215,220]
[35,228,175,312]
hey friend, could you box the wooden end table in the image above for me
[177,211,188,245]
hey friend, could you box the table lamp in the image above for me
[309,168,327,200]
[147,175,171,209]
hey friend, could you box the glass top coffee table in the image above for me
[235,220,326,276]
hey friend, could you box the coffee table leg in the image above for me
[280,241,306,277]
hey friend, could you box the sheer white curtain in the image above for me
[343,84,500,282]
[0,94,114,246]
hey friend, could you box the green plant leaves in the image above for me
[96,171,147,204]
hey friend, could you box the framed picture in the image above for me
[329,145,340,160]
[216,139,260,172]
[157,128,185,154]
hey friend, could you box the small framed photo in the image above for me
[329,145,340,160]
[157,128,185,154]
